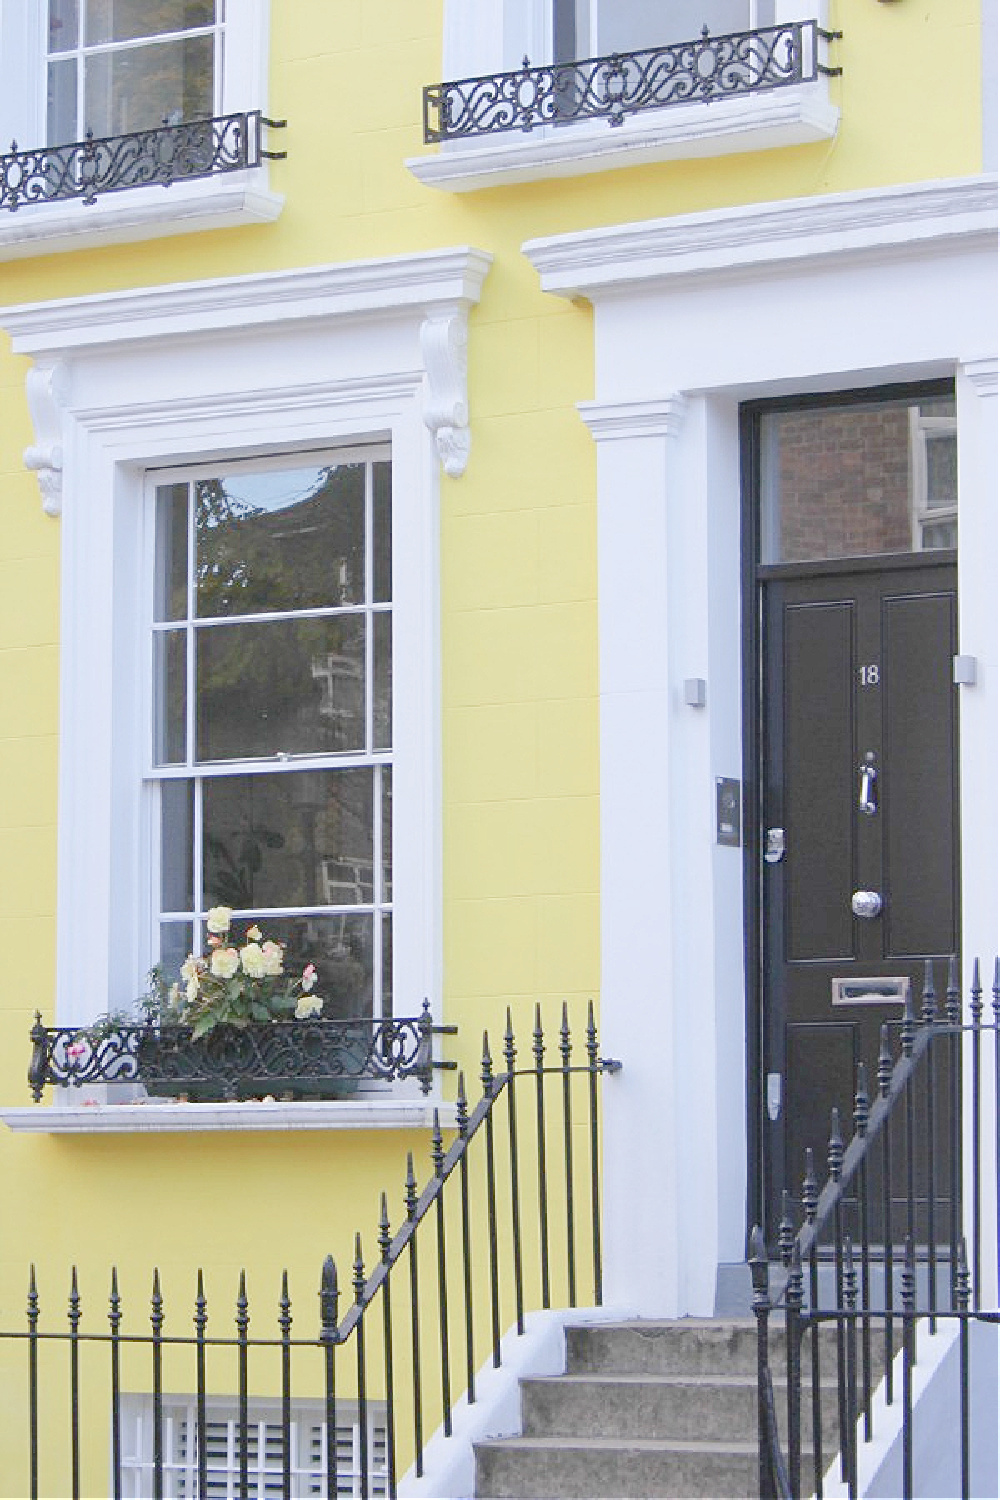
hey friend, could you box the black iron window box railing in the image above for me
[28,1003,456,1103]
[423,19,840,143]
[0,110,287,214]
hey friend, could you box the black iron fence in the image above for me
[423,20,840,142]
[28,1004,454,1101]
[2,1002,619,1498]
[0,110,286,212]
[754,958,1000,1500]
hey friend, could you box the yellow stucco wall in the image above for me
[0,1,985,1490]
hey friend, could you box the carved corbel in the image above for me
[421,306,471,478]
[23,362,69,517]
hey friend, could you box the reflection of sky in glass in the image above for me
[221,468,328,516]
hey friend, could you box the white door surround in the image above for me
[524,175,999,1315]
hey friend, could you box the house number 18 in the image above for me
[858,664,880,686]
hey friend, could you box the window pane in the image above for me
[196,616,366,761]
[47,57,78,145]
[759,395,957,565]
[372,611,392,751]
[83,35,213,135]
[158,920,193,984]
[372,461,392,603]
[196,465,367,617]
[160,779,193,912]
[242,913,375,1022]
[86,0,216,45]
[154,483,189,622]
[381,767,392,902]
[49,0,79,53]
[153,629,186,764]
[925,433,957,509]
[202,769,374,910]
[595,0,759,54]
[382,914,393,1018]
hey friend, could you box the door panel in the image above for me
[761,558,958,1240]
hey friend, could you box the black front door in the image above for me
[746,383,961,1245]
[760,557,959,1238]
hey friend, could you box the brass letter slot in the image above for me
[831,976,911,1008]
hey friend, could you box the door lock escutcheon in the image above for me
[764,827,785,864]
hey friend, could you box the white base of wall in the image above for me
[820,1318,999,1500]
[398,1304,635,1500]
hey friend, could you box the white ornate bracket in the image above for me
[421,305,471,478]
[23,362,69,517]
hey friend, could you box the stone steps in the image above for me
[474,1319,846,1499]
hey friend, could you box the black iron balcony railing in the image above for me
[28,1002,455,1102]
[0,109,286,213]
[423,19,840,143]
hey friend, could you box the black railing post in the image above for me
[922,960,939,1329]
[109,1268,122,1500]
[194,1270,208,1500]
[750,1227,777,1500]
[827,1108,848,1483]
[319,1255,339,1500]
[877,1022,895,1403]
[353,1236,369,1500]
[431,1110,452,1437]
[481,1035,502,1368]
[236,1270,250,1500]
[802,1149,824,1500]
[150,1270,164,1500]
[27,1266,39,1500]
[955,1238,971,1500]
[842,1235,858,1500]
[586,1000,604,1305]
[901,1237,915,1500]
[405,1152,423,1476]
[279,1271,292,1500]
[969,959,983,1310]
[378,1194,397,1500]
[533,1004,551,1309]
[456,1074,476,1405]
[853,1063,873,1441]
[68,1267,81,1500]
[945,956,962,1312]
[504,1010,525,1333]
[785,1245,803,1500]
[560,1003,577,1308]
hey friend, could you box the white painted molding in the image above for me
[0,1099,459,1135]
[523,176,999,298]
[0,181,284,263]
[407,89,838,194]
[961,357,999,398]
[579,396,687,442]
[23,361,69,516]
[0,247,494,355]
[421,306,472,476]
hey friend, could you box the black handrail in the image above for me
[753,957,1000,1500]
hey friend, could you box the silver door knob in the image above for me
[851,890,883,920]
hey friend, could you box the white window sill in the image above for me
[0,172,283,261]
[1,1096,457,1134]
[406,86,839,193]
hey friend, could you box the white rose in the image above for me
[240,942,266,979]
[185,977,200,1003]
[206,906,233,935]
[180,956,202,983]
[210,946,240,979]
[295,995,323,1019]
[261,941,284,976]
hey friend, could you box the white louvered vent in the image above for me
[119,1395,388,1498]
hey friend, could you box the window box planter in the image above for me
[28,1008,454,1104]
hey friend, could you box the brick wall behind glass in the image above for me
[778,407,911,562]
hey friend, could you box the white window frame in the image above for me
[120,1393,388,1498]
[0,0,279,259]
[143,446,396,1019]
[909,406,959,553]
[408,0,838,192]
[0,249,491,1092]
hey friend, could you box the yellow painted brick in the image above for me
[443,703,539,803]
[0,648,60,738]
[537,505,597,604]
[0,828,56,917]
[469,319,542,419]
[537,698,599,798]
[0,736,57,827]
[445,898,539,998]
[443,509,540,612]
[535,894,601,994]
[446,796,595,900]
[0,560,59,648]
